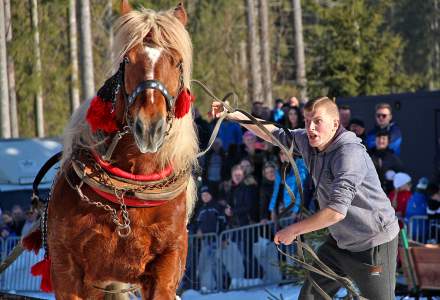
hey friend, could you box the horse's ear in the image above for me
[173,2,187,26]
[120,0,132,15]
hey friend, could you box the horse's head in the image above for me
[106,1,192,153]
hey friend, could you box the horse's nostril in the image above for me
[135,119,144,137]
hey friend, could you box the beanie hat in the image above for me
[416,177,429,190]
[393,172,411,189]
[349,118,365,128]
[200,186,210,194]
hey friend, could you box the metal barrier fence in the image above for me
[408,216,440,244]
[0,217,297,294]
[0,237,44,291]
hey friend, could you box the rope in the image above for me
[192,79,361,299]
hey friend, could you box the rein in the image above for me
[192,80,363,299]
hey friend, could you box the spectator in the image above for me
[366,103,403,155]
[10,205,25,236]
[196,186,227,291]
[282,106,304,130]
[270,99,285,124]
[260,162,276,223]
[405,177,429,242]
[426,182,440,243]
[348,118,366,146]
[388,172,412,226]
[287,96,299,108]
[202,138,226,198]
[338,105,351,129]
[1,211,14,239]
[194,107,211,151]
[269,152,309,220]
[251,101,265,119]
[21,210,38,237]
[368,130,404,193]
[215,119,243,153]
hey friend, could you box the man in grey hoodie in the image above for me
[212,97,399,300]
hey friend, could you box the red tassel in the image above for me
[31,257,53,292]
[22,229,42,255]
[86,96,118,133]
[174,89,195,118]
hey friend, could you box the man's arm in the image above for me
[212,102,279,143]
[274,207,345,245]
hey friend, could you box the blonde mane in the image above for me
[62,6,198,217]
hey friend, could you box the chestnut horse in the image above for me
[47,2,197,299]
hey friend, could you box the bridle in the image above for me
[97,55,184,161]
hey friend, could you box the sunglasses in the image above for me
[376,113,389,118]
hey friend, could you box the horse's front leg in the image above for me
[142,243,188,300]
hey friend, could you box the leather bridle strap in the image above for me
[126,80,175,112]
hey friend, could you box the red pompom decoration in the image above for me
[31,257,53,292]
[22,229,42,255]
[86,96,118,133]
[174,89,195,118]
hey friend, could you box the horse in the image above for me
[45,2,198,299]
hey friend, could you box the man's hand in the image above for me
[211,101,226,119]
[274,224,299,245]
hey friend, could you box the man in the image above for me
[212,97,399,299]
[337,104,351,129]
[366,103,402,155]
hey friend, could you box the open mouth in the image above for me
[308,132,319,141]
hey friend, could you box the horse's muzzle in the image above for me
[133,117,166,153]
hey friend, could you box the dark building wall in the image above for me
[338,90,440,182]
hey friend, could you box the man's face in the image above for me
[349,123,365,137]
[338,108,351,128]
[375,108,392,127]
[304,106,339,151]
[375,135,389,150]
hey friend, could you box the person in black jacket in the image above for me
[368,129,404,193]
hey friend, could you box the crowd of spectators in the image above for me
[190,98,440,280]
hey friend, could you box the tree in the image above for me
[69,0,80,112]
[292,0,307,102]
[78,0,95,100]
[0,0,11,138]
[30,0,44,137]
[259,0,272,107]
[246,0,263,103]
[304,0,417,98]
[4,0,18,137]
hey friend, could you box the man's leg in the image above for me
[298,238,344,300]
[345,236,398,300]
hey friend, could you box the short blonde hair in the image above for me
[304,97,339,119]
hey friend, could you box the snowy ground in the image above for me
[8,286,429,300]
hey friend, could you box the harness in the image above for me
[96,57,184,161]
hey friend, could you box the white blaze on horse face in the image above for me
[144,46,163,104]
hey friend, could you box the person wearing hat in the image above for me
[212,97,400,299]
[388,172,412,227]
[270,98,285,124]
[368,129,404,193]
[348,118,366,146]
[405,177,429,241]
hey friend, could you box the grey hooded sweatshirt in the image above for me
[273,127,399,252]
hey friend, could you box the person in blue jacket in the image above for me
[405,177,429,242]
[269,151,309,219]
[366,103,402,155]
